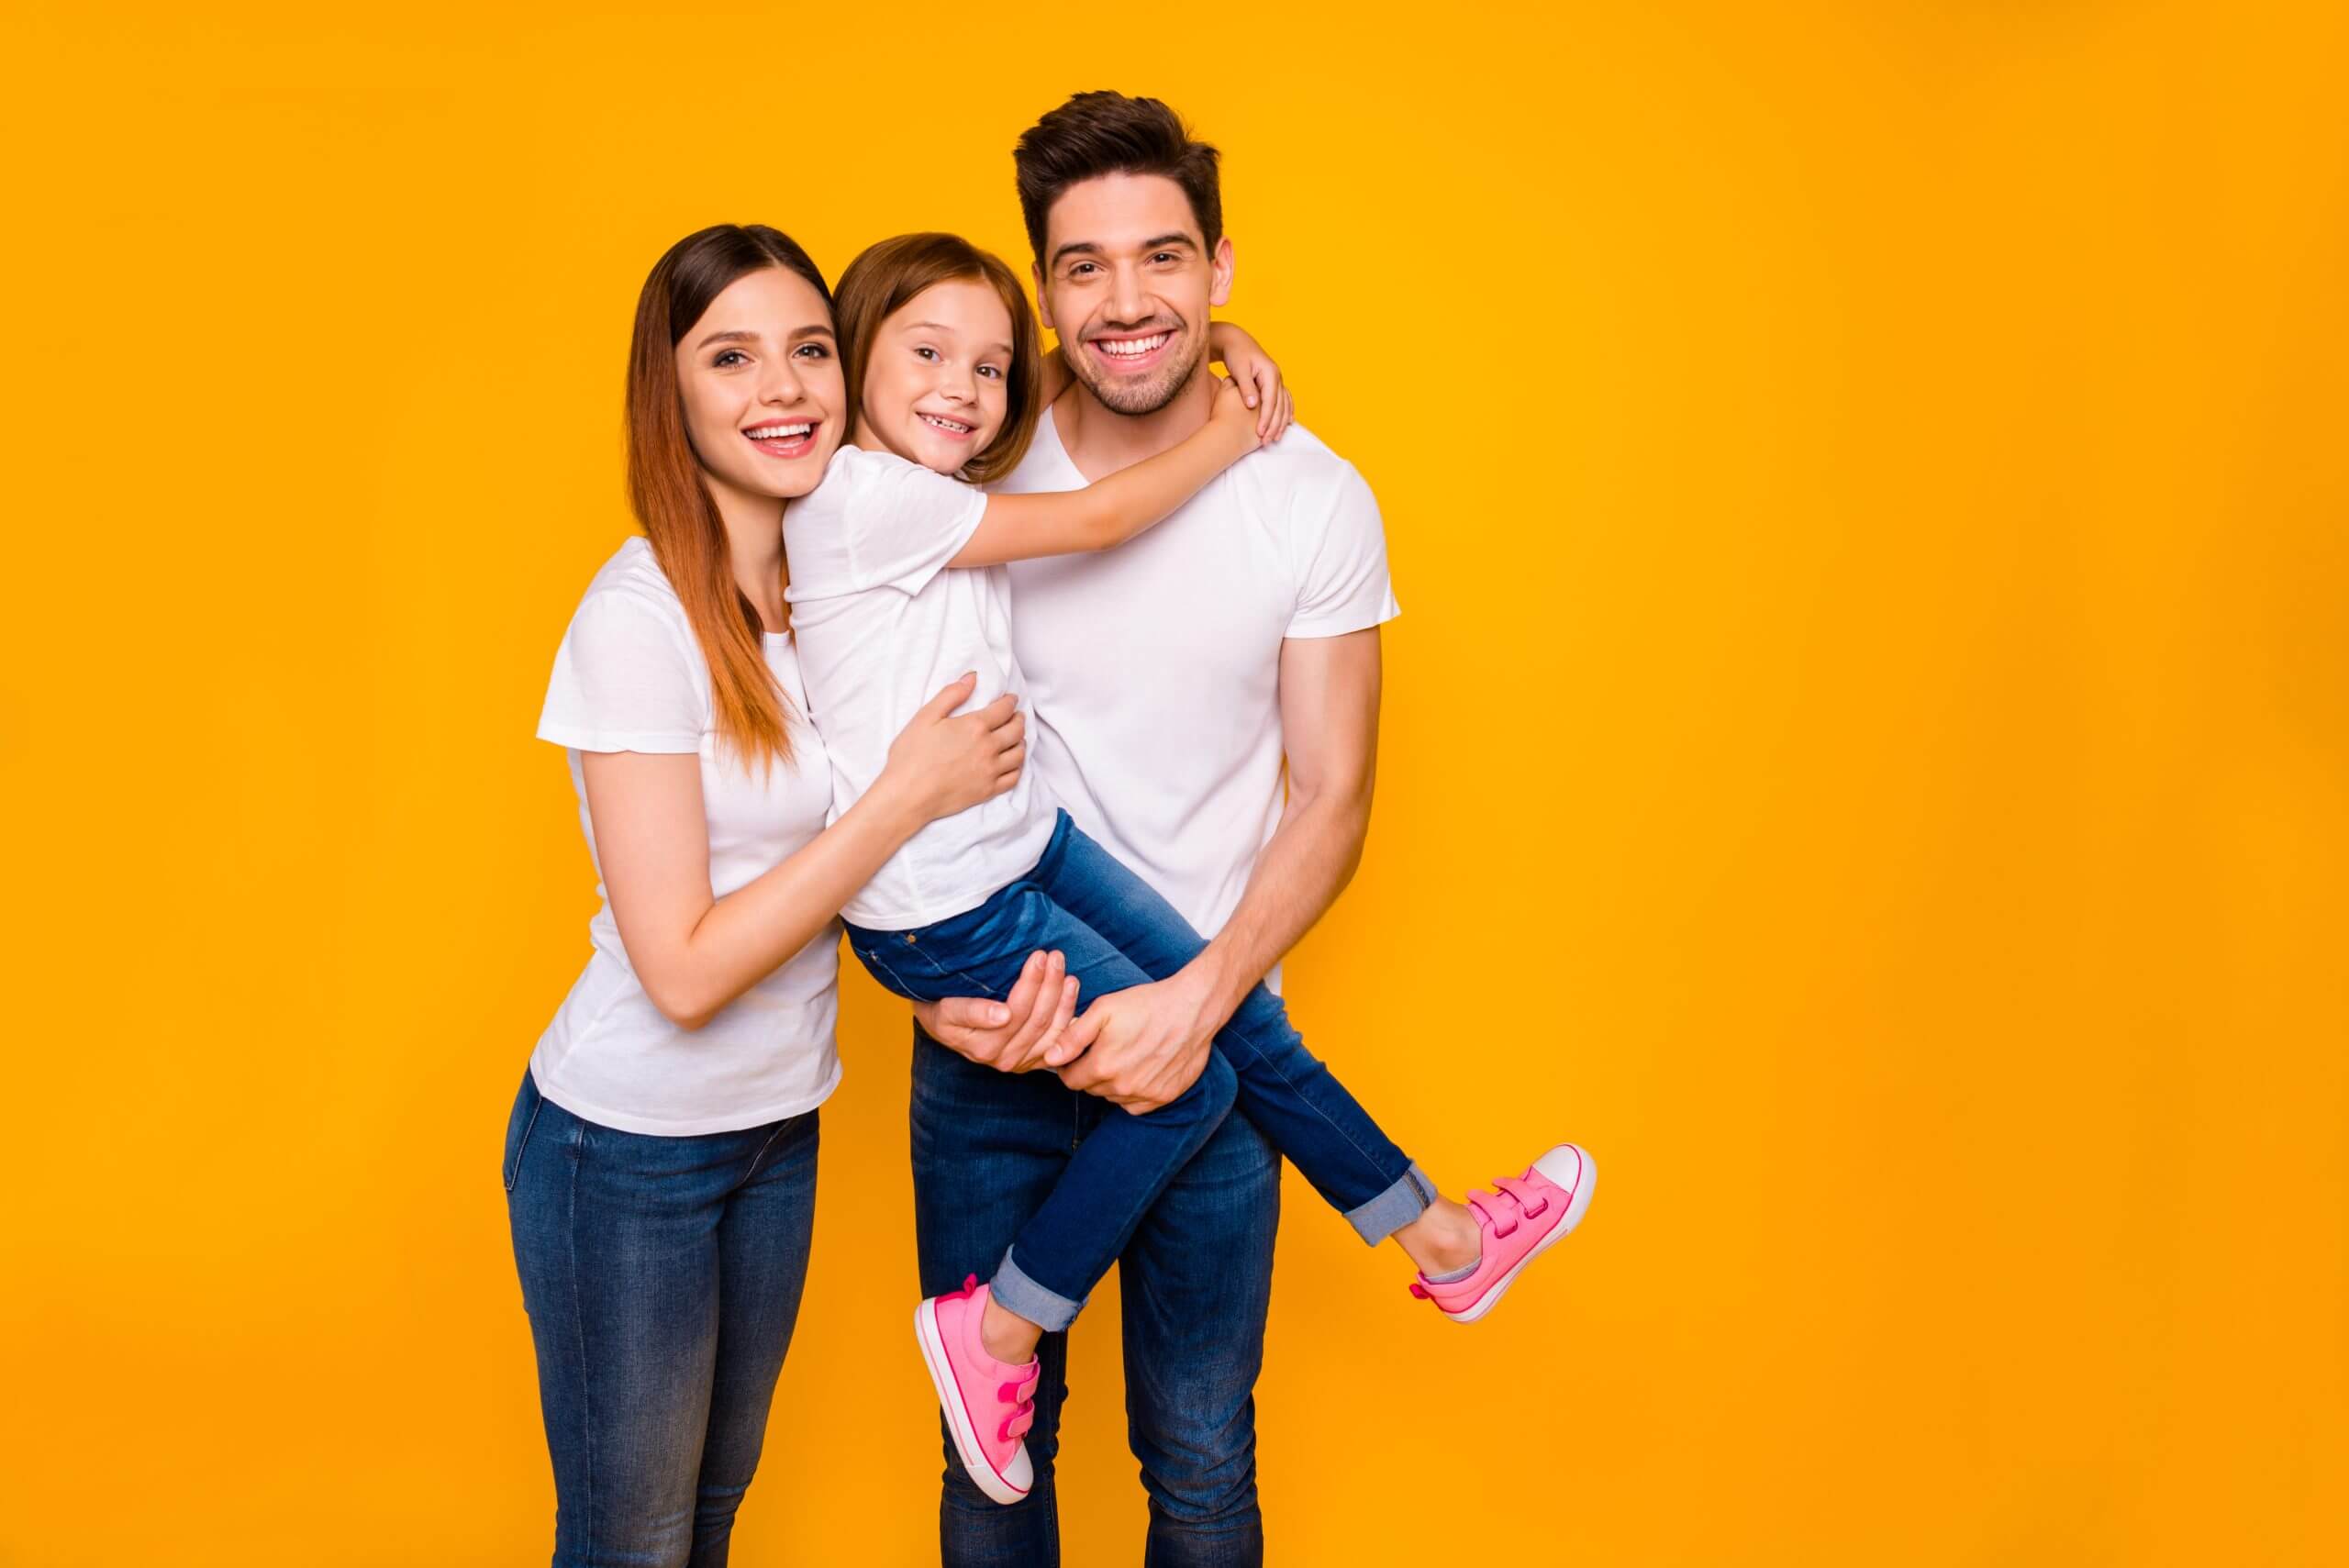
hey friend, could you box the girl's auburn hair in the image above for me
[833,232,1043,486]
[625,223,831,773]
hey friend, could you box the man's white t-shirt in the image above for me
[532,538,843,1136]
[998,406,1400,984]
[783,445,1057,929]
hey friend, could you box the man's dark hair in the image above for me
[1013,92,1222,263]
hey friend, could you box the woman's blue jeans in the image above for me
[848,810,1431,1334]
[503,1067,819,1568]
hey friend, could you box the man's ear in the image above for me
[1033,263,1056,333]
[1208,235,1236,309]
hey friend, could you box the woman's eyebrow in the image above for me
[695,328,758,350]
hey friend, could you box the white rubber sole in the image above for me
[914,1298,1031,1506]
[1442,1143,1597,1324]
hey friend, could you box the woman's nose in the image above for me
[761,362,805,405]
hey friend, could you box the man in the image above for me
[908,90,1398,1566]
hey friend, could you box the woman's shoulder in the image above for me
[578,536,683,609]
[562,538,697,659]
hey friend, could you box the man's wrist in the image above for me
[1185,940,1257,1029]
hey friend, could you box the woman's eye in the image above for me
[713,350,747,367]
[795,342,829,360]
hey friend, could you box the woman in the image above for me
[501,223,1041,1567]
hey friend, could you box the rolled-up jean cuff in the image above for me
[990,1246,1083,1333]
[1344,1161,1436,1245]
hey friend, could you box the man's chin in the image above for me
[1073,349,1203,417]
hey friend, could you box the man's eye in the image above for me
[1070,262,1097,277]
[1152,252,1177,264]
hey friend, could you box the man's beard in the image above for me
[1070,331,1204,416]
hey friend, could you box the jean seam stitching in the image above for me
[864,941,1007,1003]
[1219,1020,1402,1193]
[503,1090,543,1192]
[565,1116,595,1562]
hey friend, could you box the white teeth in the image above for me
[920,415,973,433]
[748,424,812,439]
[1097,333,1169,357]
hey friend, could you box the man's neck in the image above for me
[1052,361,1216,483]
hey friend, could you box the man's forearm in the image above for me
[1188,782,1373,1022]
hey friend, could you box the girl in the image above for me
[782,232,1597,1507]
[507,224,1031,1565]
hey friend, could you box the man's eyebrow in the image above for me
[1050,233,1203,269]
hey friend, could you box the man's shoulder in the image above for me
[1229,421,1374,517]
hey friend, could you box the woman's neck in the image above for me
[710,484,788,633]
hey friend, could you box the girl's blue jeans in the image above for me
[848,810,1431,1332]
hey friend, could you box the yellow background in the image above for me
[4,3,2343,1563]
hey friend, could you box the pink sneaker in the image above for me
[1408,1143,1596,1323]
[914,1276,1040,1506]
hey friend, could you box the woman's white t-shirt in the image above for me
[532,537,842,1136]
[783,446,1056,930]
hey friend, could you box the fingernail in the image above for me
[987,1006,1008,1024]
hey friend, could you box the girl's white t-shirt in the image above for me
[782,445,1056,929]
[532,537,843,1136]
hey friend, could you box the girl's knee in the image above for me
[1193,1051,1239,1117]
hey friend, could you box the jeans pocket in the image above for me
[501,1069,544,1192]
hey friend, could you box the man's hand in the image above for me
[911,950,1082,1073]
[1049,965,1234,1114]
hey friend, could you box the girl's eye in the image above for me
[713,350,748,367]
[978,364,1003,380]
[915,346,941,361]
[795,342,829,360]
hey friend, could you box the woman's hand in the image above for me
[882,672,1025,824]
[1208,321,1293,443]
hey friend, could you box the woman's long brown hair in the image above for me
[625,224,830,772]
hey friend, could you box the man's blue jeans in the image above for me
[503,1067,819,1568]
[912,1023,1281,1567]
[848,811,1432,1333]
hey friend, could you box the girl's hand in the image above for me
[1211,373,1266,456]
[1208,321,1293,443]
[883,672,1025,823]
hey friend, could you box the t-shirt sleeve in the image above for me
[1286,462,1402,639]
[537,589,707,753]
[837,452,991,597]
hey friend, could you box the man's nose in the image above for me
[1107,262,1149,326]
